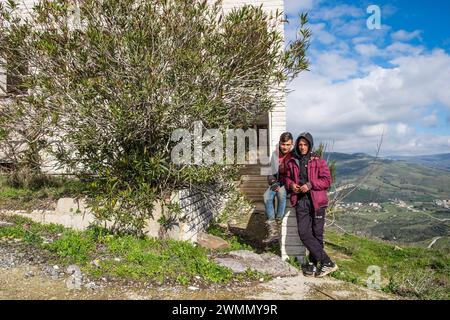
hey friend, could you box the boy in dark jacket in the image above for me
[285,132,338,277]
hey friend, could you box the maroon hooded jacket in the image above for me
[284,133,332,212]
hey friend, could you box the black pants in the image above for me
[295,195,330,265]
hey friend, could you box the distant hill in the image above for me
[324,152,450,202]
[386,153,450,171]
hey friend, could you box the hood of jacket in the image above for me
[294,132,314,158]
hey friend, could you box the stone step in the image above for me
[240,175,268,182]
[239,179,268,186]
[239,178,269,186]
[242,194,265,202]
[238,165,264,176]
[239,185,268,192]
[239,186,266,193]
[239,189,268,196]
[253,202,265,212]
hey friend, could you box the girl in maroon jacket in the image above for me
[285,132,338,277]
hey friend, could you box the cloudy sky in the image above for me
[284,0,450,156]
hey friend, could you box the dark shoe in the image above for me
[316,261,338,278]
[301,262,317,277]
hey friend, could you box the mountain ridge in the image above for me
[322,152,450,202]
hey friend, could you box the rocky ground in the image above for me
[0,240,257,300]
[0,239,395,300]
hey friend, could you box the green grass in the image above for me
[0,214,267,285]
[325,230,450,300]
[207,223,254,252]
[332,203,449,247]
[0,175,88,210]
[0,214,66,245]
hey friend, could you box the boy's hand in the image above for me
[270,182,280,191]
[292,183,300,193]
[311,152,320,161]
[299,184,309,193]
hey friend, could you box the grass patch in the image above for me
[0,214,66,245]
[285,256,302,270]
[0,215,259,285]
[206,223,254,252]
[0,175,88,210]
[325,230,450,300]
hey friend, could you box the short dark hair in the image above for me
[279,132,293,142]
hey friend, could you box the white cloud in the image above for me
[422,110,438,127]
[389,134,450,155]
[354,44,380,57]
[391,29,422,42]
[352,36,372,44]
[284,1,449,156]
[286,50,450,155]
[352,42,427,60]
[309,23,336,44]
[284,0,319,14]
[312,51,359,81]
[395,122,411,135]
[385,42,425,56]
[359,123,388,137]
[311,4,364,20]
[331,18,366,38]
[389,49,450,107]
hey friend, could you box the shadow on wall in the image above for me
[227,210,274,252]
[227,204,307,261]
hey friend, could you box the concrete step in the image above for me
[239,165,263,176]
[242,194,264,202]
[239,189,268,196]
[239,187,268,193]
[240,175,267,182]
[239,181,268,188]
[253,202,265,211]
[239,180,268,189]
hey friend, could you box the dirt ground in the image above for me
[0,266,395,300]
[0,241,395,300]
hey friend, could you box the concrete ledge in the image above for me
[0,207,94,231]
[281,205,307,263]
[1,189,223,243]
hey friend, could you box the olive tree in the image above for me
[0,0,310,234]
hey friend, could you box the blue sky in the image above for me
[284,0,450,156]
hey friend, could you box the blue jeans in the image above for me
[264,185,287,221]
